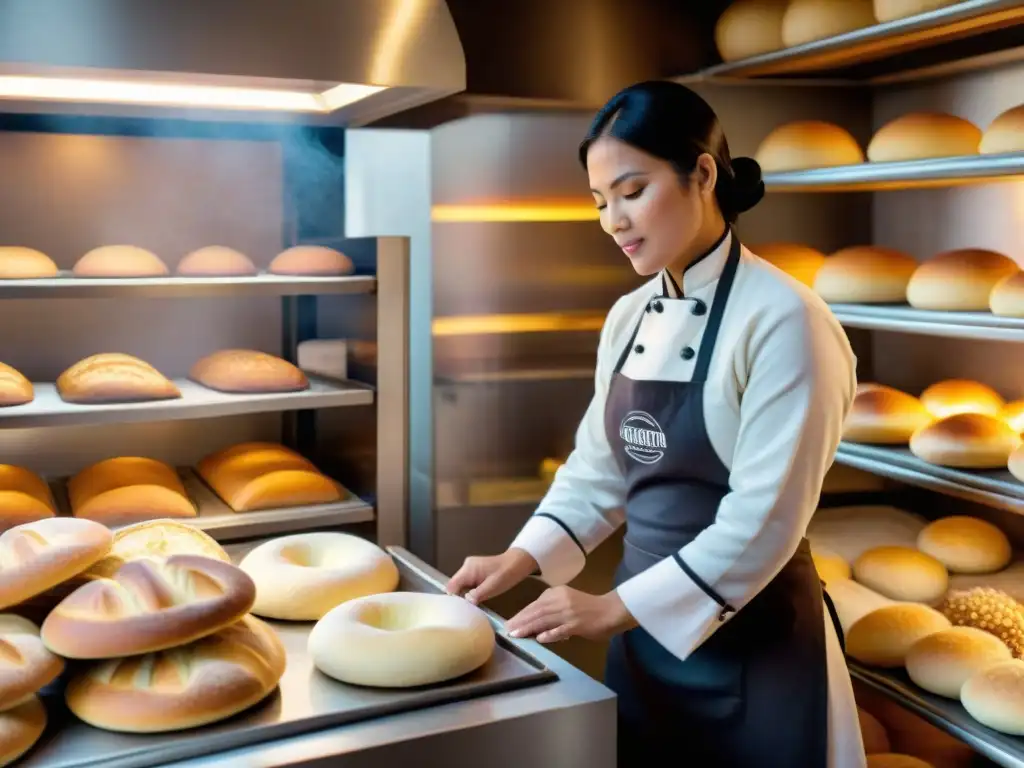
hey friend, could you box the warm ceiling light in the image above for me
[432,311,606,336]
[0,75,384,113]
[431,203,600,223]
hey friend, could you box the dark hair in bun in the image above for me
[579,80,764,224]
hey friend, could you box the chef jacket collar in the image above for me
[661,228,732,299]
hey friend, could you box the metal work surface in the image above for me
[829,304,1024,342]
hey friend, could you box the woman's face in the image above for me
[587,136,717,277]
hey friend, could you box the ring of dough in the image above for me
[309,592,496,688]
[239,533,399,621]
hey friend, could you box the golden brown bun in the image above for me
[941,587,1024,658]
[866,756,934,768]
[781,0,876,47]
[1002,400,1024,433]
[0,615,64,711]
[990,272,1024,318]
[714,0,789,62]
[920,379,1005,419]
[176,246,257,277]
[874,0,963,22]
[755,121,865,172]
[910,413,1022,469]
[73,245,168,278]
[197,442,341,512]
[961,659,1024,735]
[844,383,933,445]
[65,614,284,733]
[858,707,890,754]
[189,349,309,394]
[867,113,981,163]
[814,246,918,304]
[980,104,1024,155]
[0,464,55,533]
[86,519,230,580]
[847,603,951,667]
[917,516,1012,575]
[812,548,851,584]
[853,546,949,603]
[0,247,58,280]
[0,363,33,408]
[0,518,112,610]
[42,555,256,659]
[821,578,895,634]
[68,457,195,527]
[0,696,47,765]
[907,626,1012,698]
[268,246,353,276]
[906,248,1019,311]
[752,243,827,287]
[57,353,180,404]
[1010,443,1024,483]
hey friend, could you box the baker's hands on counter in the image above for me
[506,587,638,643]
[446,547,538,605]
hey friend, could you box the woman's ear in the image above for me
[695,153,718,197]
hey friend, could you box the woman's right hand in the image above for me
[446,548,539,605]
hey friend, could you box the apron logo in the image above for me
[619,410,666,464]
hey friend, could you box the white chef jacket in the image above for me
[511,233,866,768]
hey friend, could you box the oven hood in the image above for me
[0,0,466,125]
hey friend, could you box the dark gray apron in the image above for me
[601,233,839,767]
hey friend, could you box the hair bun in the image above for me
[729,157,765,214]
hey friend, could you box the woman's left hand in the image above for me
[506,587,638,643]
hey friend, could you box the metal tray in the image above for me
[21,547,557,768]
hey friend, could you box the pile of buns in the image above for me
[0,244,354,281]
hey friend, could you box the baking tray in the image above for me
[20,547,558,768]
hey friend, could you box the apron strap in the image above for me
[691,231,741,383]
[821,584,845,653]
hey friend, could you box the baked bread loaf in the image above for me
[189,349,309,394]
[86,519,230,580]
[858,707,890,754]
[808,505,927,564]
[853,546,949,603]
[68,456,195,527]
[906,248,1019,311]
[0,614,63,711]
[812,547,851,584]
[0,518,112,609]
[814,246,918,304]
[57,353,180,404]
[906,626,1012,698]
[781,0,876,47]
[990,272,1024,318]
[874,0,963,22]
[310,592,496,688]
[73,246,169,278]
[197,442,341,512]
[0,363,33,408]
[919,379,1005,419]
[867,113,981,163]
[176,246,257,277]
[1002,400,1024,433]
[843,383,933,444]
[917,516,1012,574]
[961,660,1024,735]
[755,121,865,171]
[846,603,951,667]
[866,756,934,768]
[752,243,827,287]
[0,465,55,531]
[910,413,1022,469]
[714,0,789,62]
[42,555,256,659]
[268,246,353,276]
[980,104,1024,155]
[65,614,285,733]
[0,247,58,280]
[940,587,1024,658]
[0,696,47,765]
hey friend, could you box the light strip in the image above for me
[431,203,600,223]
[432,311,606,336]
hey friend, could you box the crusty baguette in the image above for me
[189,350,309,394]
[0,363,33,408]
[57,353,180,404]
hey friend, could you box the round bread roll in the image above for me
[0,615,63,711]
[858,707,890,754]
[907,626,1012,698]
[980,104,1024,155]
[86,519,230,579]
[853,546,949,603]
[1002,400,1024,433]
[0,518,112,610]
[847,603,951,667]
[73,245,168,278]
[1010,443,1024,483]
[268,246,353,277]
[755,121,865,172]
[917,516,1012,575]
[42,555,256,659]
[68,456,195,527]
[844,383,933,444]
[910,413,1022,469]
[906,248,1019,311]
[874,0,964,22]
[961,659,1024,735]
[176,246,257,277]
[941,587,1024,658]
[714,0,789,62]
[814,246,918,304]
[990,272,1024,318]
[0,696,47,766]
[0,247,58,280]
[240,532,400,621]
[919,379,1005,419]
[65,614,284,733]
[189,349,309,394]
[310,592,496,688]
[823,578,895,635]
[0,465,55,532]
[753,243,827,287]
[781,0,876,47]
[866,757,934,768]
[812,547,851,584]
[0,362,33,408]
[867,113,981,163]
[57,353,180,404]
